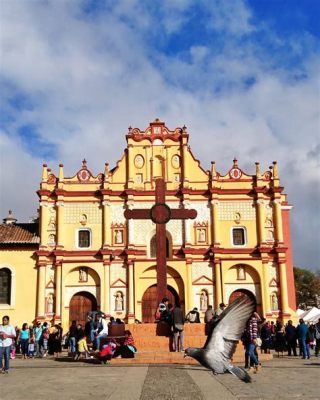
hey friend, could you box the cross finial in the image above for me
[233,157,238,167]
[82,159,87,169]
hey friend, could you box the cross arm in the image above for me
[124,209,151,220]
[170,209,197,220]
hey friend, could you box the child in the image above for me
[74,335,90,360]
[28,338,35,358]
[95,341,115,364]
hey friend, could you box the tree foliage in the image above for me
[294,267,320,308]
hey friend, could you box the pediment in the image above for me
[192,275,213,285]
[269,278,279,287]
[110,278,127,288]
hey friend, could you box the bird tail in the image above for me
[228,365,251,383]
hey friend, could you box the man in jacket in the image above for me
[285,320,297,356]
[296,318,310,359]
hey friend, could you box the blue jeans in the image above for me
[246,343,259,366]
[301,339,310,358]
[95,334,108,351]
[0,346,11,371]
[20,339,29,356]
[69,337,76,353]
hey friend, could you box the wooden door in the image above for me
[229,289,258,312]
[69,291,97,327]
[141,285,178,323]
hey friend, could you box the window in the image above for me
[0,268,11,304]
[232,227,246,246]
[78,229,91,248]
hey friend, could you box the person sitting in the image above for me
[95,340,116,364]
[185,308,200,323]
[113,330,137,358]
[94,313,109,351]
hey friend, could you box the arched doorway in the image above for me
[69,291,97,326]
[141,285,179,323]
[229,289,257,309]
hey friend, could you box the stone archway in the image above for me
[229,288,256,305]
[69,291,97,327]
[141,284,179,323]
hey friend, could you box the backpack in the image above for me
[315,327,320,340]
[42,328,49,340]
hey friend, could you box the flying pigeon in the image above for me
[184,296,256,383]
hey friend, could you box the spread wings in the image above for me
[204,296,256,360]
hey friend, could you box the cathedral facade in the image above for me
[0,120,296,330]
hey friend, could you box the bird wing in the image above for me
[204,296,255,360]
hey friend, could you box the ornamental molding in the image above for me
[64,286,100,307]
[225,283,261,304]
[64,203,102,224]
[192,262,213,281]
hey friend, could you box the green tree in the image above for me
[294,267,320,308]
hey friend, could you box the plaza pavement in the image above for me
[0,355,319,400]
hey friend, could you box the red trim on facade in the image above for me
[282,208,296,310]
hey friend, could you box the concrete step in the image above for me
[125,323,206,337]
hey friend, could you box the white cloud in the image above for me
[0,0,319,269]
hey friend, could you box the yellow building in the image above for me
[0,120,297,331]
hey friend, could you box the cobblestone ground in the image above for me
[0,356,319,400]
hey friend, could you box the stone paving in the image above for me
[0,355,319,400]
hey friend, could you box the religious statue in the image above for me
[115,292,124,311]
[237,266,245,280]
[200,291,208,311]
[267,230,274,241]
[79,267,88,282]
[271,293,279,310]
[115,230,123,244]
[48,234,56,246]
[198,229,206,242]
[46,294,54,314]
[80,214,87,226]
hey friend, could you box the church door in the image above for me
[69,291,97,327]
[141,285,179,323]
[229,289,258,312]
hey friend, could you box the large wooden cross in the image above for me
[124,178,197,304]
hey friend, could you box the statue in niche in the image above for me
[237,266,245,280]
[200,291,208,311]
[198,229,206,242]
[235,212,241,224]
[115,230,123,244]
[115,292,124,311]
[46,294,54,314]
[271,293,279,310]
[80,214,87,226]
[265,218,273,228]
[267,230,274,241]
[79,268,88,282]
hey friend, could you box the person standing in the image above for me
[95,313,109,350]
[172,301,185,352]
[214,303,226,318]
[285,320,297,356]
[315,318,320,357]
[297,318,310,359]
[18,323,30,359]
[33,321,43,358]
[0,316,16,373]
[245,312,261,373]
[68,320,78,353]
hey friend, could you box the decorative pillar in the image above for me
[55,263,62,318]
[103,262,110,315]
[56,202,65,247]
[183,200,191,244]
[261,260,270,316]
[165,146,170,182]
[127,145,134,187]
[182,143,189,186]
[144,146,150,184]
[257,200,265,244]
[186,259,193,313]
[40,202,48,247]
[128,262,135,322]
[279,261,289,314]
[214,260,222,307]
[211,200,220,245]
[37,264,46,317]
[102,201,110,247]
[273,199,284,243]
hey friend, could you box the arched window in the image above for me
[0,268,11,304]
[150,235,169,258]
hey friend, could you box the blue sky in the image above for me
[0,0,319,270]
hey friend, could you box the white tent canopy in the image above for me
[296,307,320,322]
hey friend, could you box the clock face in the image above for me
[77,169,91,182]
[229,168,242,179]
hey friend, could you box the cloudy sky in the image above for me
[0,0,319,270]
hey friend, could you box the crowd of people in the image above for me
[1,305,319,374]
[0,313,137,373]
